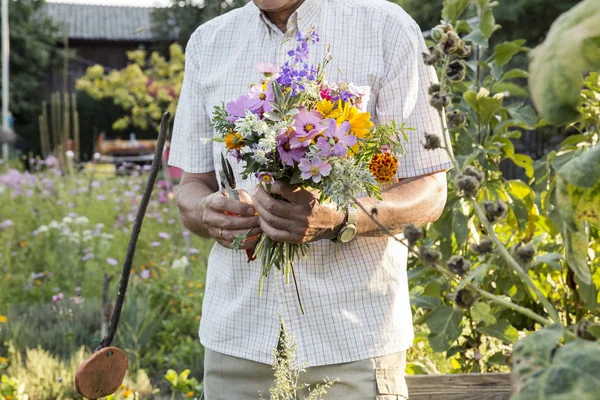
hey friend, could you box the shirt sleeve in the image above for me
[168,32,215,174]
[376,22,453,179]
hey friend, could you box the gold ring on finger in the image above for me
[219,228,224,241]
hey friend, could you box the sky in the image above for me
[46,0,171,7]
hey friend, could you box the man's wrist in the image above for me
[323,207,346,240]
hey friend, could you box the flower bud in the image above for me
[423,133,442,150]
[463,166,485,185]
[513,242,536,265]
[429,93,452,111]
[446,60,466,82]
[428,83,441,95]
[419,245,441,265]
[431,25,446,42]
[471,237,493,255]
[455,41,472,59]
[455,175,480,198]
[403,224,423,247]
[483,200,507,223]
[440,31,461,55]
[447,110,467,128]
[422,46,442,66]
[454,287,478,309]
[446,255,471,276]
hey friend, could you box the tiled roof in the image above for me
[45,2,157,42]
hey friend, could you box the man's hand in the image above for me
[200,190,261,249]
[176,172,261,249]
[252,182,345,244]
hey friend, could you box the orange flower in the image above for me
[123,389,133,397]
[369,153,398,182]
[224,131,246,150]
[119,384,127,390]
[0,356,7,363]
[187,391,195,397]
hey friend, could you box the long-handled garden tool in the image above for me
[75,112,170,399]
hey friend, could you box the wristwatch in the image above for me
[333,207,358,243]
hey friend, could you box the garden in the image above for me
[1,0,599,399]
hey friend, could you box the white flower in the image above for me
[37,225,49,233]
[171,256,190,269]
[93,152,101,161]
[62,216,73,224]
[252,148,268,164]
[48,221,61,229]
[65,150,75,159]
[74,216,90,225]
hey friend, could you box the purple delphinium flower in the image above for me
[107,258,118,266]
[316,120,356,157]
[277,131,306,166]
[140,269,151,280]
[158,232,170,240]
[291,109,323,147]
[225,95,262,123]
[298,157,332,183]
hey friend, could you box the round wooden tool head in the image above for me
[75,346,128,399]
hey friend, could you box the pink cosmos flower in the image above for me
[291,109,323,147]
[298,157,332,183]
[52,293,64,303]
[226,95,262,123]
[316,119,356,157]
[256,172,274,183]
[249,82,275,113]
[158,232,170,240]
[256,62,279,77]
[277,130,305,166]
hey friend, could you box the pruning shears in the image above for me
[219,153,257,261]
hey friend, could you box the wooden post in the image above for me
[72,93,80,161]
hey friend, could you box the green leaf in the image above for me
[463,89,503,124]
[478,320,518,344]
[529,0,600,124]
[492,137,515,157]
[442,0,471,23]
[463,28,488,47]
[452,205,469,247]
[495,40,528,67]
[427,306,464,352]
[501,68,529,81]
[492,82,529,98]
[411,295,442,310]
[556,143,600,229]
[480,9,501,39]
[471,302,497,326]
[513,334,600,400]
[289,170,303,185]
[575,275,598,312]
[510,154,534,179]
[563,226,591,285]
[533,253,563,271]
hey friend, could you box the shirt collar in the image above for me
[250,0,321,35]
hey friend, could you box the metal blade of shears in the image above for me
[220,153,239,201]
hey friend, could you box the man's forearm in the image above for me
[355,171,448,237]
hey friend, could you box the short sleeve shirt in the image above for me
[169,0,453,367]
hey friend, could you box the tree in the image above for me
[151,0,248,50]
[0,0,59,150]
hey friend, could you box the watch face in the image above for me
[339,224,357,243]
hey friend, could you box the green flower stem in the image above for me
[471,201,561,323]
[438,106,561,325]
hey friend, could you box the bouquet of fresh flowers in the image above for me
[211,28,409,312]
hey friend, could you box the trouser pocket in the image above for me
[375,368,409,399]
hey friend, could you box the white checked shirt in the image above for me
[169,0,452,367]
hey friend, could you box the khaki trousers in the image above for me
[203,349,409,399]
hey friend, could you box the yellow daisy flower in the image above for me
[336,101,374,140]
[0,316,7,323]
[316,99,340,119]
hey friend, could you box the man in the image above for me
[170,0,452,398]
